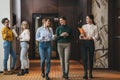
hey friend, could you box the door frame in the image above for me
[108,0,120,70]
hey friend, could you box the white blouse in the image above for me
[82,24,99,41]
[19,29,30,41]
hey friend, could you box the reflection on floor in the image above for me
[0,59,120,80]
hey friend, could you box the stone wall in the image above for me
[92,0,108,68]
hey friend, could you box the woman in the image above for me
[80,15,98,79]
[17,21,30,76]
[1,18,16,75]
[36,18,53,80]
[55,16,72,79]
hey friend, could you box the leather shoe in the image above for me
[64,73,68,79]
[17,69,25,76]
[24,69,29,74]
[41,73,45,78]
[83,75,88,79]
[45,76,50,80]
[64,76,68,79]
[45,75,50,80]
[62,73,65,78]
[89,74,93,78]
[46,73,50,80]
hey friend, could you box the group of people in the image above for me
[1,14,98,80]
[1,18,30,76]
[36,17,72,80]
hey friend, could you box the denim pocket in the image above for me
[3,41,10,48]
[20,42,29,48]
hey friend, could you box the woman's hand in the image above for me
[84,37,93,40]
[4,30,8,36]
[17,36,22,40]
[60,32,69,37]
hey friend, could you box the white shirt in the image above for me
[82,24,99,41]
[19,29,30,41]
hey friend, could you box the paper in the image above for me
[12,29,18,37]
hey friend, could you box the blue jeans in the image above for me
[3,40,16,70]
[20,42,29,69]
[39,41,52,74]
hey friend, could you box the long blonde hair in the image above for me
[42,18,51,32]
[21,21,29,32]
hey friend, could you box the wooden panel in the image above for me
[112,0,120,70]
[114,39,120,70]
[21,0,91,60]
[21,0,34,59]
[114,8,120,36]
[21,0,59,59]
[33,0,58,13]
[108,0,114,70]
[21,0,33,22]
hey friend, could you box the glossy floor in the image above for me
[0,60,120,80]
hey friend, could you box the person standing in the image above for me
[17,21,30,76]
[36,18,53,80]
[1,18,16,75]
[55,16,72,79]
[80,14,99,79]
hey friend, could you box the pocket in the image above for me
[20,42,28,48]
[27,44,29,49]
[3,41,10,48]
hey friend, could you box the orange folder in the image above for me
[78,27,84,34]
[78,27,86,37]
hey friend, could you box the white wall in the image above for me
[13,0,21,27]
[0,0,12,71]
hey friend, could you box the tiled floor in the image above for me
[0,59,120,80]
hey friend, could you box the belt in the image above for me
[20,41,29,44]
[80,39,94,41]
[40,41,51,43]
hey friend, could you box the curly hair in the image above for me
[1,18,9,24]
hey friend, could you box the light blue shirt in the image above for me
[36,26,53,42]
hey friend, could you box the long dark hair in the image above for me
[59,16,67,21]
[87,14,96,25]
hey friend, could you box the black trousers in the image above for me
[81,40,95,75]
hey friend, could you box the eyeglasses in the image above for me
[22,23,28,25]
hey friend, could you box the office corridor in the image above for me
[0,60,120,80]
